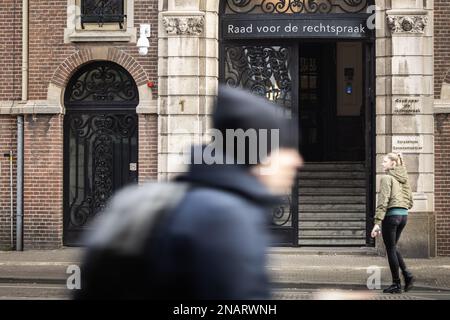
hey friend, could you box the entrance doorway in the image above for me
[63,61,139,246]
[296,42,370,246]
[299,42,365,162]
[221,40,375,246]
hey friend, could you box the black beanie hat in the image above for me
[212,85,299,166]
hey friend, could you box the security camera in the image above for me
[137,24,151,56]
[138,46,149,56]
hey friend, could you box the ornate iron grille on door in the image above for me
[224,45,293,110]
[63,61,139,246]
[81,0,126,29]
[222,43,298,244]
[224,0,373,14]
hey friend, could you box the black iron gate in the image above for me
[63,61,139,246]
[221,42,300,245]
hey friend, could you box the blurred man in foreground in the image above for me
[75,86,303,300]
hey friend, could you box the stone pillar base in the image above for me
[376,211,436,258]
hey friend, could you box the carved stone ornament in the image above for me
[387,15,428,33]
[163,16,205,36]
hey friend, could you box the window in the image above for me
[65,0,136,43]
[80,0,126,29]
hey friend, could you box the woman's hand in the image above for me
[371,225,381,238]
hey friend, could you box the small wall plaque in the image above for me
[392,136,424,153]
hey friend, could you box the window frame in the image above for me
[64,0,136,43]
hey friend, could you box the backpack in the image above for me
[74,181,190,300]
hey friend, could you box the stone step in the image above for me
[298,238,367,246]
[298,180,366,187]
[299,195,366,204]
[299,203,366,211]
[299,220,366,228]
[298,171,366,179]
[299,210,366,220]
[295,162,368,246]
[301,162,365,172]
[298,188,366,194]
[268,247,378,256]
[299,229,366,237]
[299,226,366,231]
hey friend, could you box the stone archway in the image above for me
[63,60,140,246]
[47,47,154,115]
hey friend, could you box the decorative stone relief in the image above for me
[387,15,428,33]
[163,16,205,36]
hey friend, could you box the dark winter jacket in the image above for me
[149,162,280,300]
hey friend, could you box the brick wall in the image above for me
[435,0,450,257]
[0,116,17,250]
[435,115,450,256]
[23,115,63,249]
[0,0,20,247]
[0,0,159,249]
[138,114,158,183]
[435,0,450,98]
[0,0,22,100]
[28,0,158,100]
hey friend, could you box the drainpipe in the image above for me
[9,151,14,249]
[17,0,29,251]
[16,118,23,251]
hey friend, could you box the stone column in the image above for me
[158,0,219,180]
[377,0,435,257]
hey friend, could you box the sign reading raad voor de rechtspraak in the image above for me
[222,16,372,39]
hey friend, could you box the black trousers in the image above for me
[382,215,409,282]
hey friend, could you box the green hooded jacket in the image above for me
[374,166,413,226]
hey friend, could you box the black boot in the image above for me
[403,272,415,292]
[383,281,402,294]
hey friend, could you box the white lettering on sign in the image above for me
[228,24,253,34]
[392,136,424,153]
[225,23,366,36]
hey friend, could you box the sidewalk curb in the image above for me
[268,248,380,256]
[0,277,67,285]
[271,281,450,292]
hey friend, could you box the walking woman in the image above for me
[371,153,415,294]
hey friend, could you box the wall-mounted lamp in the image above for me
[137,24,151,56]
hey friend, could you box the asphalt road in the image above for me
[0,283,449,300]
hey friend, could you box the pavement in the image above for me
[0,247,450,300]
[267,247,450,300]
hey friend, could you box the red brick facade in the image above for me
[0,116,17,250]
[435,0,450,99]
[0,0,159,249]
[435,115,450,256]
[23,115,64,249]
[435,0,450,256]
[139,114,159,183]
[0,1,21,249]
[27,0,158,100]
[0,0,22,100]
